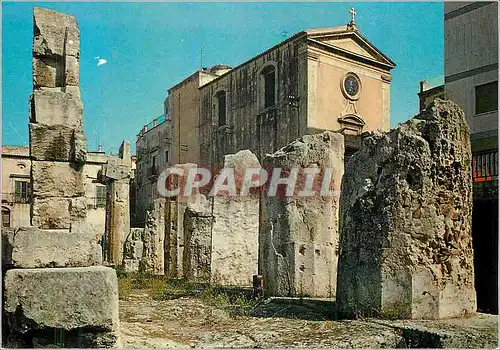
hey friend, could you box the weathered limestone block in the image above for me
[123,228,144,272]
[183,195,213,282]
[29,123,85,163]
[140,199,166,275]
[2,227,101,268]
[164,163,198,278]
[65,55,80,86]
[30,89,83,129]
[31,160,85,198]
[336,100,476,319]
[33,7,80,58]
[32,56,59,88]
[103,158,131,180]
[32,197,71,229]
[210,150,260,287]
[4,266,119,340]
[71,131,87,165]
[261,131,344,297]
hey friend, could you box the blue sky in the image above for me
[2,2,444,154]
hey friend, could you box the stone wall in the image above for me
[140,198,166,275]
[260,131,344,297]
[336,100,476,319]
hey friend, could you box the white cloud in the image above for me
[94,56,108,67]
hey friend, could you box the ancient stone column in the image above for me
[101,141,131,266]
[260,131,344,297]
[164,163,198,278]
[336,100,476,319]
[3,8,120,347]
[182,194,213,282]
[29,7,87,229]
[210,150,260,286]
[140,198,166,275]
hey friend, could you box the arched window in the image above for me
[261,65,276,108]
[216,90,227,126]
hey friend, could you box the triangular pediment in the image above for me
[306,28,396,69]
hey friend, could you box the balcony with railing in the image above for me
[2,192,31,204]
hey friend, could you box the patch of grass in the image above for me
[117,272,258,316]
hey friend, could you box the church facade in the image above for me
[197,21,395,167]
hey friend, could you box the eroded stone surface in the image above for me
[336,100,476,319]
[31,197,71,229]
[30,90,83,129]
[31,160,85,197]
[260,131,344,297]
[33,7,80,58]
[210,150,261,287]
[4,266,119,331]
[3,227,101,268]
[140,199,166,275]
[183,196,213,282]
[123,228,144,272]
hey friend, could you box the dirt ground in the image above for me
[119,290,498,349]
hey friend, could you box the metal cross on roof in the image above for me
[349,7,356,23]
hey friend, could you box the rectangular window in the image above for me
[165,150,169,164]
[14,181,29,203]
[475,81,498,114]
[96,185,106,208]
[264,70,276,108]
[152,156,156,169]
[217,91,227,126]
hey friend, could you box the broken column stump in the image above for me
[183,195,213,283]
[2,8,120,348]
[260,131,344,297]
[140,198,166,275]
[100,141,132,266]
[210,150,260,287]
[336,100,476,319]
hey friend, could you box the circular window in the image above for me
[17,163,26,170]
[341,72,362,100]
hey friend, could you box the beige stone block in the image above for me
[65,55,79,86]
[4,266,119,331]
[33,56,60,88]
[29,123,73,161]
[30,90,83,129]
[33,7,80,58]
[32,197,71,229]
[31,161,84,198]
[4,227,101,268]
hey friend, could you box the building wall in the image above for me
[199,38,309,167]
[307,46,391,133]
[444,1,498,151]
[84,151,109,238]
[168,70,225,166]
[135,120,171,225]
[1,146,31,227]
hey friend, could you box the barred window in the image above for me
[472,149,498,182]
